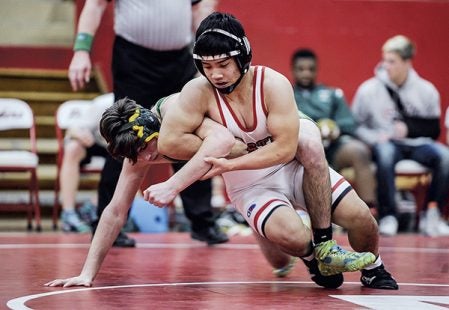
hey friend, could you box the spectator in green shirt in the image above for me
[291,48,377,211]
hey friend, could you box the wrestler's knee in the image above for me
[297,135,327,170]
[266,221,310,255]
[333,195,378,233]
[296,119,327,169]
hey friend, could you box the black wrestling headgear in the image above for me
[117,107,160,145]
[192,13,252,94]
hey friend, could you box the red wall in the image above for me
[218,0,449,111]
[1,0,448,135]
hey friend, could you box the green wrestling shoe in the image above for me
[314,240,375,276]
[272,256,298,278]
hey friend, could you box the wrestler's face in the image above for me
[137,138,159,162]
[201,57,241,89]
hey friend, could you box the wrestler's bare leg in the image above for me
[297,119,332,234]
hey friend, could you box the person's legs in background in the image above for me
[410,142,449,236]
[372,142,402,236]
[59,138,91,233]
[332,138,377,215]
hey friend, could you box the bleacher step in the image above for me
[0,67,108,207]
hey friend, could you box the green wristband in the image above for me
[73,32,94,52]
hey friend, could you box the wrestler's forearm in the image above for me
[79,161,146,282]
[79,207,126,281]
[164,133,234,192]
[226,140,296,171]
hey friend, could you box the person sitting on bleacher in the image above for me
[291,48,377,213]
[59,97,110,233]
[351,35,449,237]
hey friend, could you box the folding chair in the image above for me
[395,159,431,230]
[339,158,431,230]
[53,94,113,229]
[0,98,41,231]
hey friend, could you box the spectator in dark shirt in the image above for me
[291,48,376,212]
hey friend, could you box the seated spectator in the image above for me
[291,48,377,211]
[59,96,110,233]
[352,35,449,237]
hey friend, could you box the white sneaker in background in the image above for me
[378,215,398,236]
[418,212,427,234]
[419,207,449,237]
[437,219,449,236]
[424,207,441,237]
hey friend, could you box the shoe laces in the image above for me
[314,240,336,258]
[329,244,346,255]
[318,241,351,258]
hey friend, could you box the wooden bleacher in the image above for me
[0,67,109,208]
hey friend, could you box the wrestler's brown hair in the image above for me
[100,98,160,164]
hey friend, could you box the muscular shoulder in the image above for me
[176,76,214,113]
[250,66,296,118]
[181,76,212,98]
[261,66,294,101]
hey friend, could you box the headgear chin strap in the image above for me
[216,73,245,94]
[118,107,161,145]
[193,28,252,94]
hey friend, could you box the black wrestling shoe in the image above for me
[361,264,398,290]
[112,231,136,248]
[302,258,344,289]
[191,225,229,245]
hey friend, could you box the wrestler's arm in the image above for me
[157,80,209,160]
[44,160,149,287]
[144,117,246,206]
[204,69,299,176]
[144,86,238,206]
